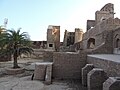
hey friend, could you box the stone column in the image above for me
[103,77,120,90]
[87,68,108,90]
[82,64,94,86]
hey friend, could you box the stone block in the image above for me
[33,63,47,80]
[87,68,108,90]
[45,63,53,85]
[82,64,94,86]
[103,77,120,90]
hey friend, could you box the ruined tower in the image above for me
[95,3,114,24]
[74,28,83,43]
[87,3,115,31]
[47,25,60,51]
[63,30,75,47]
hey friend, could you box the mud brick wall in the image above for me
[43,51,54,62]
[52,52,86,79]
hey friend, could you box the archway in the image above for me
[116,38,120,48]
[87,38,95,49]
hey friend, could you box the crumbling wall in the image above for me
[82,18,120,50]
[95,3,114,24]
[52,52,87,79]
[47,25,60,51]
[43,51,54,62]
[87,20,95,31]
[113,27,120,48]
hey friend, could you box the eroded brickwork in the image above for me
[52,52,87,79]
[47,25,60,51]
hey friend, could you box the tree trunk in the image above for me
[13,45,19,68]
[13,52,19,68]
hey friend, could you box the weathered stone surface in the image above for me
[87,54,120,77]
[33,62,53,84]
[82,64,94,86]
[5,67,25,75]
[103,77,120,90]
[13,81,44,90]
[33,63,46,80]
[47,25,60,51]
[80,3,120,54]
[45,63,53,85]
[87,68,108,90]
[53,52,86,79]
[43,51,54,62]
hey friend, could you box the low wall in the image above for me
[43,51,54,62]
[0,54,11,62]
[53,52,86,79]
[87,54,120,77]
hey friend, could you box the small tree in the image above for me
[0,28,33,68]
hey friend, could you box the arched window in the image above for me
[114,34,120,48]
[87,38,95,49]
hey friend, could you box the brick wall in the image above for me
[52,52,87,79]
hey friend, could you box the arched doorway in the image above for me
[87,38,95,49]
[116,38,120,48]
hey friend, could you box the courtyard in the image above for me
[0,58,87,90]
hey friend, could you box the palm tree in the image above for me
[0,28,33,68]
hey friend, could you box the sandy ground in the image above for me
[0,58,87,90]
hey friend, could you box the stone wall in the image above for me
[80,30,113,54]
[31,49,44,59]
[83,18,120,39]
[74,28,83,43]
[43,51,54,62]
[87,55,120,77]
[95,3,114,24]
[113,27,120,48]
[52,52,87,79]
[81,18,120,51]
[87,20,96,31]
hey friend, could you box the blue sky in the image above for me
[0,0,119,41]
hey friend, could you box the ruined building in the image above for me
[87,3,114,31]
[63,28,83,47]
[81,3,120,54]
[31,41,47,49]
[31,3,120,90]
[63,30,75,47]
[47,25,60,51]
[75,28,83,43]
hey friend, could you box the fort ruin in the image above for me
[26,3,120,90]
[0,3,120,90]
